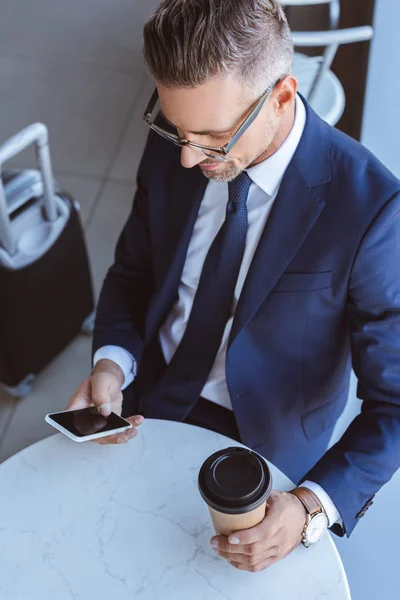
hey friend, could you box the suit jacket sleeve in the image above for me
[300,190,400,537]
[91,130,156,366]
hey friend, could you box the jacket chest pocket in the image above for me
[271,271,332,293]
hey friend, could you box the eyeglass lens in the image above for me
[149,123,227,161]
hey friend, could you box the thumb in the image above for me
[228,515,275,546]
[227,496,279,546]
[90,374,118,416]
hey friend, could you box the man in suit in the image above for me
[67,0,400,572]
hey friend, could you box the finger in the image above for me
[211,536,261,555]
[66,380,93,411]
[228,554,279,573]
[217,541,272,560]
[227,521,274,547]
[211,524,274,554]
[219,546,279,568]
[224,498,280,547]
[126,415,145,427]
[90,427,138,445]
[110,418,143,443]
[89,416,143,445]
[221,528,283,556]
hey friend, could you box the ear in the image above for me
[273,75,298,116]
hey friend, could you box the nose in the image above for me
[180,145,209,169]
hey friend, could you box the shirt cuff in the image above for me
[93,345,136,391]
[298,480,342,527]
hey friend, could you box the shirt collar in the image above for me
[246,93,307,198]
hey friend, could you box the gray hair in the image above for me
[143,0,293,100]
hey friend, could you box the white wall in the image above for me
[333,9,400,598]
[361,0,400,178]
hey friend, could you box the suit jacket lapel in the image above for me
[229,97,332,347]
[146,164,208,341]
[228,163,326,347]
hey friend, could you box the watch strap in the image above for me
[289,487,324,517]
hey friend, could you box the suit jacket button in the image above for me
[356,495,375,519]
[363,497,375,511]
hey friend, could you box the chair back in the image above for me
[281,0,341,29]
[291,26,374,103]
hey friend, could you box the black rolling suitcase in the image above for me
[0,123,95,397]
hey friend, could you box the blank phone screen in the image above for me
[49,407,130,438]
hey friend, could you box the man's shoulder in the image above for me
[328,124,400,193]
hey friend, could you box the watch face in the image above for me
[306,513,328,544]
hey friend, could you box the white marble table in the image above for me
[0,419,351,600]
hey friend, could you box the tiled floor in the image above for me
[0,2,398,599]
[0,0,159,461]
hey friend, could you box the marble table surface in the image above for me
[0,419,351,600]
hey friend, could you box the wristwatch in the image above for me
[289,487,329,548]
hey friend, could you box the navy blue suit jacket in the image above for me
[93,96,400,537]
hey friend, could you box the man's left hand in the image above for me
[210,490,307,573]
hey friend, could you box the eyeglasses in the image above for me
[142,77,283,162]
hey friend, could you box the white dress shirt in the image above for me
[94,94,341,528]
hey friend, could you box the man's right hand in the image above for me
[65,359,144,445]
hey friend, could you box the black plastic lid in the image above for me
[198,447,272,515]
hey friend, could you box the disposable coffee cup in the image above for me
[198,446,272,536]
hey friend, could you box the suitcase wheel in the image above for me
[81,311,96,336]
[1,373,36,398]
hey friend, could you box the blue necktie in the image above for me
[142,170,252,419]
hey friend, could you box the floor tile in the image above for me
[0,336,92,464]
[85,180,135,299]
[334,468,400,600]
[0,3,16,38]
[328,371,398,599]
[0,0,160,72]
[109,73,155,182]
[0,55,143,177]
[0,390,16,441]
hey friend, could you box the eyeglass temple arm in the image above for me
[144,88,160,120]
[224,93,268,152]
[225,80,281,153]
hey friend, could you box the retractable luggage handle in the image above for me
[0,123,58,256]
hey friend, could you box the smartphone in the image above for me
[45,406,133,442]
